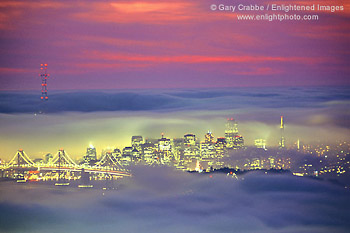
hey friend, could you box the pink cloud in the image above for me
[73,35,183,50]
[0,1,66,8]
[235,67,282,76]
[0,67,34,74]
[74,1,198,25]
[82,50,327,65]
[0,0,68,30]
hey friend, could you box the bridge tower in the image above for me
[52,149,76,185]
[7,149,34,179]
[8,149,34,167]
[39,64,49,101]
[52,149,77,166]
[96,151,124,186]
[96,151,123,171]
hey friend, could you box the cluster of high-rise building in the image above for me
[0,116,291,172]
[82,118,245,170]
[1,116,349,184]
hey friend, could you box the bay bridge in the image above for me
[0,149,132,186]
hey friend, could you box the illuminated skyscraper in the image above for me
[121,147,133,166]
[112,148,122,159]
[142,142,157,165]
[132,148,142,162]
[131,135,143,160]
[255,139,266,150]
[215,137,227,157]
[279,116,285,149]
[297,139,300,150]
[184,134,200,160]
[204,131,215,144]
[158,134,171,152]
[84,145,97,162]
[158,134,172,164]
[225,118,244,149]
[184,134,196,146]
[234,135,244,148]
[225,118,238,148]
[122,147,133,157]
[172,138,184,162]
[131,136,143,150]
[200,142,216,158]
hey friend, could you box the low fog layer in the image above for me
[1,87,349,116]
[0,87,349,159]
[0,167,349,233]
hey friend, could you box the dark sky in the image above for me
[0,0,349,90]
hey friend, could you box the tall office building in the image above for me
[225,118,238,148]
[158,134,171,152]
[131,136,143,150]
[121,147,133,166]
[279,116,285,149]
[234,135,244,149]
[200,142,216,159]
[184,134,200,160]
[142,142,158,165]
[172,138,184,162]
[225,118,244,149]
[184,134,196,146]
[204,131,215,144]
[122,147,133,157]
[84,145,97,162]
[112,148,122,159]
[255,139,266,149]
[215,137,227,157]
[158,134,172,164]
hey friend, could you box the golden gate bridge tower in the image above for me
[40,64,49,101]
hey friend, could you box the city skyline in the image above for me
[0,117,266,162]
[0,86,349,159]
[2,120,348,183]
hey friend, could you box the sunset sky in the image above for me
[0,0,349,90]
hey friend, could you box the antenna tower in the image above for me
[40,64,49,100]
